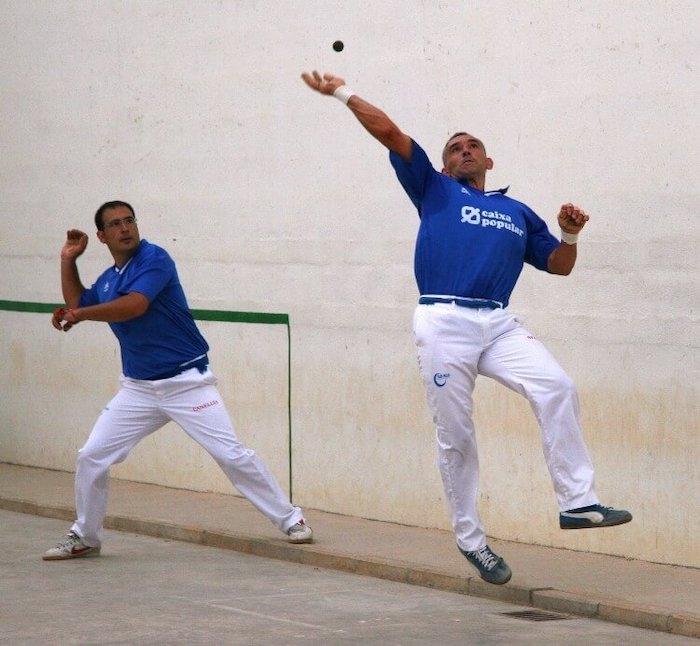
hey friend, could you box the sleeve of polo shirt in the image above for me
[78,283,99,307]
[389,140,436,215]
[523,206,560,272]
[118,249,175,302]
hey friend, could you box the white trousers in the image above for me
[413,303,599,552]
[71,367,302,547]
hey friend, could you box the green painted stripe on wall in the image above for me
[0,300,288,324]
[0,300,60,314]
[190,309,288,325]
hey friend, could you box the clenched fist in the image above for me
[558,203,589,234]
[52,306,80,332]
[61,230,88,262]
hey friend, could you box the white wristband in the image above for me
[333,85,356,105]
[560,229,579,245]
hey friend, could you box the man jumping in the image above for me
[301,70,630,585]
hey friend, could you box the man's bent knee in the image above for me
[77,443,130,471]
[554,373,577,399]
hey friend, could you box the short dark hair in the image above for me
[445,132,469,145]
[95,201,135,230]
[442,132,486,166]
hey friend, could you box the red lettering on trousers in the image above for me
[192,400,219,412]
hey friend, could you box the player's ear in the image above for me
[440,167,452,177]
[486,157,494,171]
[96,230,106,244]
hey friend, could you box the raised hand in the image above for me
[61,229,88,261]
[301,70,346,95]
[558,203,589,234]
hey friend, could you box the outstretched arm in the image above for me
[301,70,413,161]
[547,203,589,275]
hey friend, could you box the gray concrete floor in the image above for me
[1,511,691,645]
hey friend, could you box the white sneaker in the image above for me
[43,531,101,560]
[287,520,313,544]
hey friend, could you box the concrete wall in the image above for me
[1,1,697,566]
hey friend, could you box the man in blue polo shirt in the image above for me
[302,71,631,585]
[43,201,312,560]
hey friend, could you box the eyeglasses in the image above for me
[103,215,137,230]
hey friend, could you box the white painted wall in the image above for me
[1,1,697,566]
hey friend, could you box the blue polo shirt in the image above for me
[390,140,559,307]
[79,239,209,379]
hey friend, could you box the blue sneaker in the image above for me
[560,504,632,529]
[458,544,512,585]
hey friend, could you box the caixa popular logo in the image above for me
[433,372,450,387]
